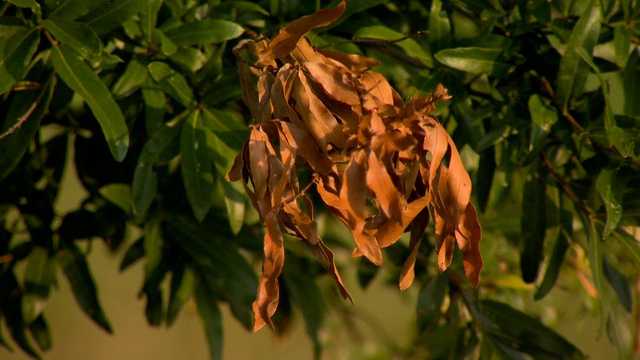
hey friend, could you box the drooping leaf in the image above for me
[416,273,447,332]
[520,169,546,283]
[22,247,56,324]
[166,266,195,326]
[534,210,571,300]
[603,258,632,312]
[112,59,148,98]
[51,44,129,161]
[148,61,194,107]
[57,243,113,333]
[354,25,433,67]
[194,280,223,360]
[119,236,145,272]
[28,315,52,352]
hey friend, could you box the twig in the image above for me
[0,98,39,140]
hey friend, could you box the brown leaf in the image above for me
[455,204,482,286]
[399,208,429,290]
[366,151,403,222]
[269,0,347,60]
[252,212,285,331]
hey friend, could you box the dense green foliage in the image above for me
[1,0,640,359]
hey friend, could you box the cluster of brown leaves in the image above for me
[228,0,482,332]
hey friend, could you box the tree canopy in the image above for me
[0,0,639,359]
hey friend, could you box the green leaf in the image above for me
[165,215,257,329]
[528,94,558,154]
[284,254,326,359]
[141,0,163,43]
[613,26,630,68]
[42,18,101,59]
[354,25,433,67]
[181,110,215,222]
[143,217,163,282]
[603,258,631,312]
[120,236,145,271]
[595,168,623,239]
[166,266,195,326]
[520,169,546,283]
[221,1,269,15]
[201,108,248,152]
[614,230,640,269]
[51,44,129,161]
[8,0,40,14]
[98,183,131,213]
[28,315,52,352]
[148,61,194,107]
[142,88,166,135]
[84,0,143,35]
[112,59,148,98]
[479,300,585,359]
[428,0,451,51]
[534,210,571,300]
[57,243,113,333]
[435,47,506,75]
[22,247,56,324]
[165,19,244,46]
[556,1,602,109]
[153,29,177,56]
[0,77,55,180]
[622,50,640,118]
[416,273,448,331]
[194,280,223,360]
[132,124,179,218]
[0,28,40,94]
[48,0,107,20]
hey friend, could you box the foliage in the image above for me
[0,0,639,359]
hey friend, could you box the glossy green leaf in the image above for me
[354,25,433,67]
[111,59,148,98]
[181,111,215,222]
[528,94,558,153]
[43,18,101,59]
[98,183,131,213]
[201,108,247,152]
[84,0,143,35]
[595,169,623,239]
[8,0,40,13]
[194,280,223,360]
[613,26,630,68]
[520,170,546,283]
[0,77,54,180]
[165,19,244,46]
[57,243,113,333]
[51,45,129,161]
[148,61,194,107]
[435,47,505,74]
[166,266,195,326]
[0,28,40,94]
[556,1,602,109]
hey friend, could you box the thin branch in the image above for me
[0,98,39,140]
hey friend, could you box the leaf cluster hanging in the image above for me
[229,0,482,331]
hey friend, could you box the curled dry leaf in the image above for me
[229,0,482,331]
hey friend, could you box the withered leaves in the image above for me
[229,0,482,331]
